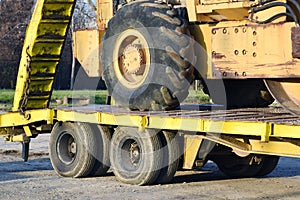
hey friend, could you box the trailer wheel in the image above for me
[87,125,112,177]
[110,127,163,185]
[215,153,262,178]
[256,155,279,177]
[155,131,180,184]
[49,122,98,177]
[101,2,195,110]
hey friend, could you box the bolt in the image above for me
[253,42,257,46]
[234,50,239,55]
[235,72,239,76]
[242,72,247,77]
[253,52,257,57]
[223,28,227,34]
[242,49,247,55]
[253,31,257,36]
[235,28,239,33]
[212,51,216,56]
[212,29,217,34]
[243,28,247,33]
[222,72,227,77]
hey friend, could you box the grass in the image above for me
[0,89,210,110]
[51,90,108,106]
[0,89,14,104]
[183,90,211,104]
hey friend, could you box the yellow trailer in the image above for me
[1,0,300,185]
[1,104,300,185]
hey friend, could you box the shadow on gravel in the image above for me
[0,157,53,182]
[171,157,300,185]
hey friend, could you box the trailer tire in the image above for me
[110,127,163,185]
[87,125,112,177]
[215,153,262,178]
[155,131,180,184]
[49,122,98,178]
[256,155,279,177]
[101,2,195,111]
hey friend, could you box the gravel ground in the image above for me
[0,134,300,200]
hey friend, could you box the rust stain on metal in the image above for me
[292,27,300,58]
[212,52,226,59]
[254,61,297,67]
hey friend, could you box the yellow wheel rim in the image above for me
[265,79,300,115]
[113,29,151,89]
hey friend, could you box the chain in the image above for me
[19,46,31,117]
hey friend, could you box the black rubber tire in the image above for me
[256,155,279,177]
[202,79,274,109]
[110,127,163,185]
[87,125,112,177]
[101,1,195,111]
[49,122,98,178]
[155,131,180,184]
[215,153,263,178]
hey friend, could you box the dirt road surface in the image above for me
[1,134,300,200]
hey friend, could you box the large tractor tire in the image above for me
[203,79,274,109]
[265,79,300,115]
[101,2,195,111]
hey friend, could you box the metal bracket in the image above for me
[138,116,149,132]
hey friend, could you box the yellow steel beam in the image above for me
[23,126,33,137]
[55,109,300,140]
[0,109,54,127]
[1,107,300,158]
[273,124,300,139]
[13,0,45,111]
[183,135,203,169]
[250,139,300,158]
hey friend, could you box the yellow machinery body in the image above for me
[74,0,300,79]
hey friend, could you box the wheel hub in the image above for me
[129,142,140,166]
[69,140,77,155]
[57,133,77,165]
[113,29,150,89]
[122,44,145,75]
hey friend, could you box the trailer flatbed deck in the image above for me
[56,105,300,138]
[2,105,300,160]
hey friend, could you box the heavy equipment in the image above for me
[1,0,300,185]
[73,0,300,114]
